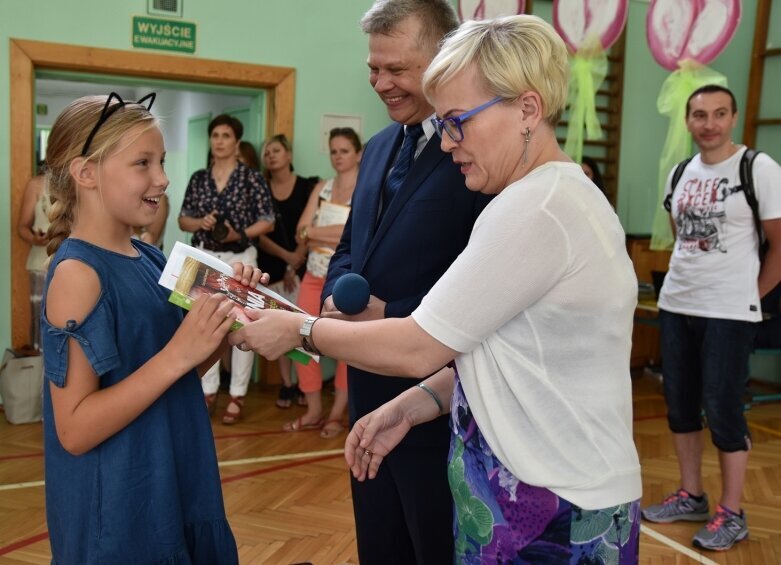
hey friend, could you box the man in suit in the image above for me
[320,1,490,563]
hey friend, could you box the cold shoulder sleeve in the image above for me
[42,297,121,387]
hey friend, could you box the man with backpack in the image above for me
[642,84,781,551]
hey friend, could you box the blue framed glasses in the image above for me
[431,96,503,142]
[81,91,156,156]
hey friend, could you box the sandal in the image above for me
[320,419,345,439]
[222,396,244,425]
[282,416,324,432]
[205,393,218,416]
[276,385,293,409]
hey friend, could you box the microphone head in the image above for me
[332,273,370,315]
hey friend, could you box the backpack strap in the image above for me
[739,148,763,257]
[664,157,693,212]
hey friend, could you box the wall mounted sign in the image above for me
[132,16,196,54]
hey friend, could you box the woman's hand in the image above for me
[164,294,237,375]
[230,262,267,288]
[200,211,219,232]
[285,249,307,270]
[345,400,413,481]
[228,309,305,359]
[282,268,298,293]
[31,229,48,247]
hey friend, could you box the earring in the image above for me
[522,127,531,165]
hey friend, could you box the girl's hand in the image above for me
[230,262,267,288]
[228,309,304,360]
[165,294,237,374]
[345,400,412,481]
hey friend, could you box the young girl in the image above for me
[41,93,261,564]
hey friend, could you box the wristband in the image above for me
[417,383,443,415]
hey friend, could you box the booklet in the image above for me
[159,241,315,364]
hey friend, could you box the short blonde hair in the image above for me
[45,95,158,256]
[422,15,569,125]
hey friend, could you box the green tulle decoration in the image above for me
[564,39,608,164]
[649,62,728,250]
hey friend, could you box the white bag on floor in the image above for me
[0,349,43,424]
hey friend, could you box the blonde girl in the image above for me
[41,93,262,563]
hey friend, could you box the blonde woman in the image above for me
[232,16,641,562]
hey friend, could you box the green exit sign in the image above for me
[132,16,196,54]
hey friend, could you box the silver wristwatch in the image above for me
[299,316,321,355]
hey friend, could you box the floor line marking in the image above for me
[0,480,45,492]
[0,450,344,491]
[0,451,43,462]
[747,421,781,439]
[218,449,343,468]
[221,453,343,484]
[640,524,719,564]
[0,532,49,557]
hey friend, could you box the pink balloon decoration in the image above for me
[553,0,628,52]
[458,0,526,21]
[647,0,742,71]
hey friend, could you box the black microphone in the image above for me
[332,273,370,315]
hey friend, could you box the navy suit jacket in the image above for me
[323,122,491,446]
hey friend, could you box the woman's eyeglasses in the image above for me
[431,96,503,143]
[81,91,156,156]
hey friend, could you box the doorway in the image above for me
[9,38,295,349]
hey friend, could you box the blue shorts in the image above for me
[659,310,757,452]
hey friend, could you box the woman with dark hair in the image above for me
[581,155,605,193]
[238,140,260,170]
[179,113,275,424]
[258,134,319,408]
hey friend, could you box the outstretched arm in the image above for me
[345,366,455,480]
[230,308,456,378]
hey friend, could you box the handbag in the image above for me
[0,348,43,424]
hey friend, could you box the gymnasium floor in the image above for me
[1,371,780,564]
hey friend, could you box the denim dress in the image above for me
[41,239,238,564]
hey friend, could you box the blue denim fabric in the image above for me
[41,239,237,564]
[660,310,757,452]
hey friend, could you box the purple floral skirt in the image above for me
[449,372,640,564]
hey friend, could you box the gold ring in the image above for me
[364,448,372,457]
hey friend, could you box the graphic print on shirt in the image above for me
[674,174,743,255]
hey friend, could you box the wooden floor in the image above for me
[1,372,780,564]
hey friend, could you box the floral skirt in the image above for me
[448,372,640,564]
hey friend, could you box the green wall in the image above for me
[1,0,778,354]
[0,0,384,350]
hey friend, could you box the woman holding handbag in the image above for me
[257,134,319,409]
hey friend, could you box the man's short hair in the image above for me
[360,0,459,56]
[686,84,738,117]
